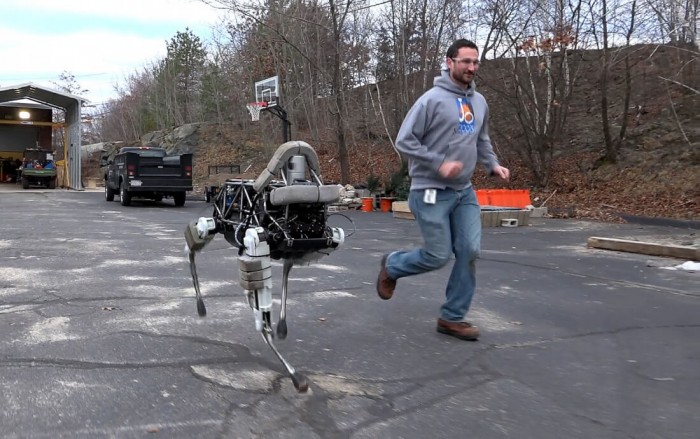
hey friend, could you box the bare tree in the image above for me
[200,0,375,183]
[50,71,91,154]
[51,71,89,96]
[487,0,584,186]
[477,0,525,61]
[588,0,640,163]
[645,0,699,47]
[96,68,154,141]
[370,0,463,142]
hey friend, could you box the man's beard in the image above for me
[451,70,472,87]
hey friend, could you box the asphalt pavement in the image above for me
[0,187,698,438]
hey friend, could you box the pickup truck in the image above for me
[21,148,57,189]
[102,146,193,206]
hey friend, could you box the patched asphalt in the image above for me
[0,187,698,438]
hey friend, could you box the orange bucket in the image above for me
[379,197,394,212]
[361,197,374,212]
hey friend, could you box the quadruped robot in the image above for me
[184,141,347,392]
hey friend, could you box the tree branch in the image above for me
[658,75,700,94]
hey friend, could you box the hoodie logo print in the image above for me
[456,98,475,134]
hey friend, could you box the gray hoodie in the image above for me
[395,69,499,191]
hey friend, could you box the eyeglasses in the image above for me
[451,57,480,67]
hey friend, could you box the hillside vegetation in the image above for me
[82,0,698,224]
[87,45,698,222]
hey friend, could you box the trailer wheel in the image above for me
[119,181,131,206]
[173,192,186,207]
[105,183,115,201]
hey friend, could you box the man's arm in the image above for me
[395,100,445,172]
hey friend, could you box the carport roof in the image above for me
[0,82,87,109]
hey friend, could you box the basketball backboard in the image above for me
[255,76,279,107]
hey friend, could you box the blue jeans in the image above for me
[385,187,481,322]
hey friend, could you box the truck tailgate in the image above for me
[138,157,183,177]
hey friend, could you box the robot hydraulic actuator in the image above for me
[184,141,347,392]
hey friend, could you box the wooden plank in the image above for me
[392,211,415,220]
[587,237,699,260]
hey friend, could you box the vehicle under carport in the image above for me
[0,83,86,190]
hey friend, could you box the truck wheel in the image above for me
[119,181,131,206]
[48,179,56,189]
[105,183,115,201]
[173,192,186,207]
[22,178,29,189]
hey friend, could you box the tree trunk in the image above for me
[329,0,350,184]
[600,0,617,163]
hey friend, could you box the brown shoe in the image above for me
[376,253,396,300]
[436,319,480,341]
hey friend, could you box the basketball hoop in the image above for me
[246,102,268,121]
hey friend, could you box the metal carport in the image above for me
[0,83,86,190]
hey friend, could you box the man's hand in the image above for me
[438,161,463,179]
[492,165,510,181]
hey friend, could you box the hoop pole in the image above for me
[247,102,291,143]
[264,105,291,143]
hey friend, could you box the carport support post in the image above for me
[62,134,68,188]
[66,97,83,190]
